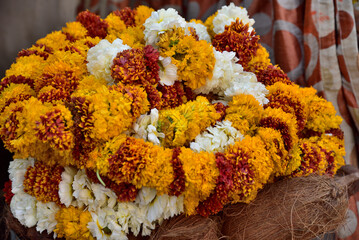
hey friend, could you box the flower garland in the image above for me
[2,3,345,239]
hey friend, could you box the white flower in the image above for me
[144,8,187,46]
[8,158,35,194]
[115,202,132,233]
[195,49,243,95]
[10,192,38,227]
[213,3,255,34]
[186,21,211,42]
[190,120,243,153]
[133,108,165,145]
[135,187,157,206]
[88,207,123,240]
[72,169,94,208]
[91,182,118,210]
[224,72,269,105]
[87,38,131,84]
[159,56,177,86]
[58,166,77,207]
[36,201,59,234]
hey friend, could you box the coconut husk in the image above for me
[150,214,223,240]
[222,173,356,240]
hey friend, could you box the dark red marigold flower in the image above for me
[77,10,108,38]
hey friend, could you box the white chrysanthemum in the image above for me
[10,192,38,227]
[59,166,77,207]
[115,202,132,233]
[36,201,59,234]
[213,3,255,34]
[127,202,149,236]
[133,108,165,145]
[143,8,187,46]
[190,120,243,153]
[224,72,269,105]
[195,49,243,95]
[72,169,94,208]
[135,187,157,206]
[8,158,35,194]
[87,38,131,84]
[186,21,211,42]
[159,56,177,86]
[88,207,126,240]
[90,182,117,210]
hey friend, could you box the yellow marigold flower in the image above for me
[87,87,133,142]
[62,21,88,41]
[35,61,82,94]
[36,31,70,51]
[118,26,146,48]
[166,35,215,90]
[157,27,186,56]
[54,206,94,240]
[1,98,74,166]
[265,81,308,131]
[284,144,302,176]
[69,36,101,57]
[179,148,218,215]
[225,94,264,135]
[317,135,345,176]
[87,134,127,174]
[159,96,220,147]
[247,44,271,68]
[260,107,299,153]
[46,51,87,77]
[225,135,272,204]
[204,12,217,38]
[292,138,328,177]
[0,83,35,112]
[5,55,46,81]
[105,12,126,38]
[305,94,342,132]
[73,75,108,97]
[136,146,174,194]
[134,5,154,27]
[256,127,287,177]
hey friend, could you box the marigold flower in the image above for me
[23,161,64,204]
[0,75,35,93]
[77,10,108,39]
[212,19,259,68]
[225,94,263,135]
[3,180,14,204]
[114,7,137,27]
[54,206,94,240]
[62,21,88,41]
[265,82,308,131]
[249,63,292,86]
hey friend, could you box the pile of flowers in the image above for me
[1,3,345,240]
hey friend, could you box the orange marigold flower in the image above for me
[23,161,64,204]
[196,152,233,217]
[265,82,308,131]
[108,137,151,184]
[0,75,35,93]
[157,81,186,109]
[77,10,108,39]
[35,108,74,151]
[111,45,160,86]
[114,7,137,27]
[249,63,292,86]
[259,107,298,152]
[212,19,259,68]
[168,147,185,196]
[144,84,162,110]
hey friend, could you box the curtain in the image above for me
[78,0,359,238]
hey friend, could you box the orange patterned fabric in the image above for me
[78,0,359,238]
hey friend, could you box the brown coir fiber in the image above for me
[150,214,222,240]
[222,174,352,240]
